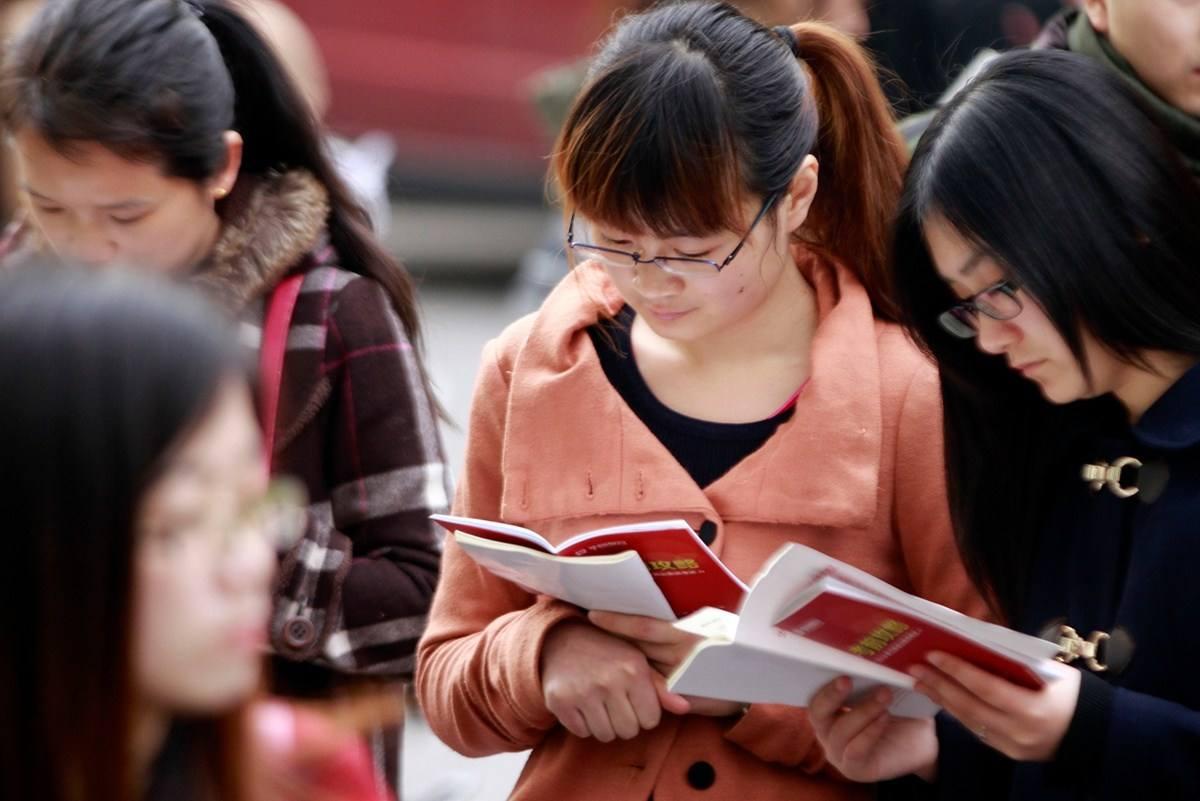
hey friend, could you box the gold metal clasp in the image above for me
[1053,625,1111,672]
[1081,456,1142,499]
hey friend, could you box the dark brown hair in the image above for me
[1,0,435,399]
[552,0,906,320]
[0,268,253,801]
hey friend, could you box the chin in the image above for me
[1035,381,1086,406]
[173,664,263,713]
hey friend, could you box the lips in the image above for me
[646,306,693,321]
[229,626,268,653]
[1010,359,1046,375]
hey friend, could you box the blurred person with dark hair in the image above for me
[809,48,1200,800]
[897,0,1199,176]
[0,268,392,801]
[1034,0,1200,176]
[869,1,1066,112]
[0,0,450,793]
[419,3,985,800]
[0,0,393,233]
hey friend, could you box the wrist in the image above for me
[538,616,591,675]
[1052,669,1112,770]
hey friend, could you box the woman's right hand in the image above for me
[808,677,939,783]
[540,620,690,742]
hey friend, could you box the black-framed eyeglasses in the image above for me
[938,278,1023,339]
[566,192,780,279]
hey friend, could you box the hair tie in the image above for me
[773,25,800,58]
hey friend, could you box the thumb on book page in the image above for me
[653,672,691,716]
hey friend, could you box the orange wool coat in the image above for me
[416,253,987,801]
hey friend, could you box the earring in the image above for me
[214,187,228,199]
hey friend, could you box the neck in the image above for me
[195,208,224,266]
[671,252,817,368]
[1113,352,1199,422]
[130,702,171,794]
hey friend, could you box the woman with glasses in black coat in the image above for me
[808,49,1200,801]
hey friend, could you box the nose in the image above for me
[974,314,1019,356]
[218,523,277,597]
[64,225,118,267]
[631,260,685,298]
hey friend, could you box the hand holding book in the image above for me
[807,679,940,783]
[667,544,1063,718]
[807,652,1082,782]
[906,650,1081,761]
[540,619,690,742]
[433,514,1064,722]
[587,610,745,718]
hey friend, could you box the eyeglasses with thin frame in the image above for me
[143,476,308,563]
[938,278,1023,339]
[566,192,780,278]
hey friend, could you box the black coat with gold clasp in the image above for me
[932,362,1200,800]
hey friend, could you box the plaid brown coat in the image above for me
[1,170,445,793]
[195,170,449,682]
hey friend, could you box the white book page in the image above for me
[667,640,938,718]
[674,607,739,642]
[673,584,919,695]
[556,518,695,551]
[432,513,554,551]
[456,532,677,619]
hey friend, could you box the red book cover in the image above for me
[433,515,745,617]
[558,525,745,616]
[776,587,1045,689]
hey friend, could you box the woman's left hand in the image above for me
[588,610,697,671]
[910,652,1082,762]
[588,610,744,717]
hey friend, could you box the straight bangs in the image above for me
[553,41,750,240]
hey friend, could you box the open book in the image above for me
[432,514,746,620]
[668,544,1063,717]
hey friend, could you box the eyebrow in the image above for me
[958,249,987,277]
[24,185,154,211]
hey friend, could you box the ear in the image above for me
[780,154,819,233]
[1082,0,1110,34]
[207,130,244,200]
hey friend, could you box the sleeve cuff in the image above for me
[508,601,586,728]
[934,712,1012,799]
[877,774,937,801]
[1052,669,1114,772]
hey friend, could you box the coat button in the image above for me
[698,520,718,545]
[686,761,716,790]
[282,617,316,650]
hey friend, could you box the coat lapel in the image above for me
[499,254,883,531]
[190,169,333,454]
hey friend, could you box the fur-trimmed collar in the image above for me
[192,169,330,310]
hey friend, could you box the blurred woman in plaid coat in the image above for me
[0,0,449,793]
